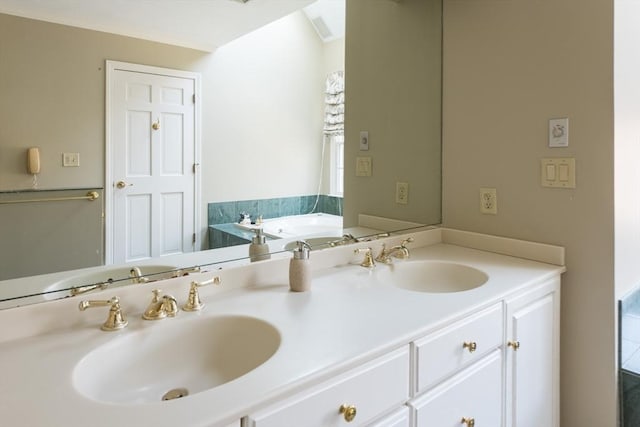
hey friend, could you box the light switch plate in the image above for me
[63,152,80,167]
[356,157,372,177]
[541,158,575,188]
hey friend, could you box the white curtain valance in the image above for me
[324,71,344,136]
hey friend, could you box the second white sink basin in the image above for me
[377,261,489,293]
[73,315,281,404]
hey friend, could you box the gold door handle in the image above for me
[461,417,475,427]
[152,118,160,130]
[116,180,133,189]
[339,404,357,422]
[463,341,477,353]
[508,340,521,350]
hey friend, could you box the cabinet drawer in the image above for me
[409,350,502,427]
[366,406,411,427]
[413,302,503,393]
[245,346,410,427]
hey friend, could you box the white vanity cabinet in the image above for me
[409,349,503,426]
[243,346,410,427]
[407,278,560,427]
[504,278,560,427]
[408,303,504,426]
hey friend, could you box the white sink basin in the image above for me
[73,315,280,404]
[44,265,178,299]
[377,261,488,293]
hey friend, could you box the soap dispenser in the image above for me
[289,240,312,292]
[249,228,271,262]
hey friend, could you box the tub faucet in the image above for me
[376,237,414,264]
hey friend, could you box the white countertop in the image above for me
[0,229,565,427]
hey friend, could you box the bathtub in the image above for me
[235,213,343,240]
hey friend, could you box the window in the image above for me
[330,134,344,196]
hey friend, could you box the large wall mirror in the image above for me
[0,0,442,308]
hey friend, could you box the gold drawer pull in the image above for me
[461,417,475,427]
[339,404,357,422]
[463,341,477,353]
[508,340,521,351]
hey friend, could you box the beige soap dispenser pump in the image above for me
[249,228,271,262]
[289,240,311,292]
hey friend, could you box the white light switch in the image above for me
[541,158,575,188]
[545,164,556,181]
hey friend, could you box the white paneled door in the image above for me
[106,62,200,264]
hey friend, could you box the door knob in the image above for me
[116,181,132,189]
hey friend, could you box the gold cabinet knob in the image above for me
[339,404,357,422]
[508,340,521,350]
[461,417,475,427]
[463,341,477,353]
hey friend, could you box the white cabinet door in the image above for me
[409,349,503,427]
[505,279,560,427]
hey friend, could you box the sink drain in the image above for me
[162,387,189,401]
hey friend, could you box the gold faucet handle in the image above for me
[354,247,376,268]
[183,276,221,312]
[78,296,128,331]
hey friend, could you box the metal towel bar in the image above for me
[0,191,99,205]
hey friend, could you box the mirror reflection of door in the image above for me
[107,62,199,264]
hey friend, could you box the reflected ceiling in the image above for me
[0,0,316,51]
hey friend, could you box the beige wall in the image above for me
[0,13,208,191]
[443,1,615,426]
[343,0,442,227]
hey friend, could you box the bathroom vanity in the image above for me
[0,228,564,427]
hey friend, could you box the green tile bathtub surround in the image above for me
[207,195,343,226]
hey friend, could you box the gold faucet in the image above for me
[183,276,221,311]
[129,267,149,284]
[70,280,111,296]
[329,234,358,247]
[142,289,178,320]
[354,247,376,268]
[375,237,414,264]
[78,296,128,331]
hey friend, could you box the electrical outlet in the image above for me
[396,182,409,205]
[480,188,497,214]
